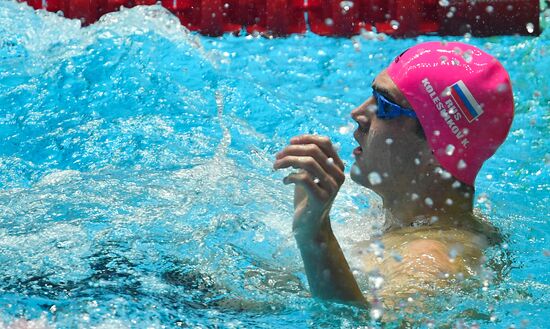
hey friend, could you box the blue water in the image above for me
[0,1,548,327]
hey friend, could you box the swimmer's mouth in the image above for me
[353,130,364,156]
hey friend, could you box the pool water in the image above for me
[0,1,548,328]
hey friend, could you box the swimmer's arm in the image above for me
[274,135,366,306]
[295,218,367,306]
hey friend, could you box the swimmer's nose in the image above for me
[351,97,375,128]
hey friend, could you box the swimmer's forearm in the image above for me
[295,218,367,307]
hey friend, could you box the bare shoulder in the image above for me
[350,215,502,309]
[398,238,463,277]
[354,225,486,285]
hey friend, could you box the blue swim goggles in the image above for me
[373,89,417,120]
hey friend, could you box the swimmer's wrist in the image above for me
[293,214,332,243]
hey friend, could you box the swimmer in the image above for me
[273,42,514,308]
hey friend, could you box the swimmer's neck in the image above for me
[381,184,475,231]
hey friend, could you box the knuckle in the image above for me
[330,178,339,191]
[319,136,330,145]
[309,144,324,158]
[303,156,316,167]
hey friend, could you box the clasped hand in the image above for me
[273,135,346,236]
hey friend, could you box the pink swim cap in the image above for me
[387,42,514,186]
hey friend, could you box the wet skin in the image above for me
[274,69,494,309]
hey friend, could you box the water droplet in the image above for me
[351,164,362,176]
[368,172,382,185]
[391,251,403,262]
[424,197,434,207]
[496,83,508,93]
[490,314,497,322]
[390,20,400,30]
[485,5,494,13]
[326,157,335,166]
[369,304,384,320]
[223,3,230,9]
[340,1,354,13]
[445,144,455,156]
[50,305,57,313]
[451,58,460,66]
[324,18,334,26]
[462,128,469,135]
[462,50,473,63]
[313,177,320,185]
[411,193,419,201]
[526,22,534,33]
[486,174,493,180]
[385,138,393,145]
[457,159,467,170]
[507,4,513,11]
[441,87,451,97]
[448,247,458,262]
[446,11,454,18]
[368,240,385,259]
[445,198,453,205]
[440,170,452,180]
[433,130,440,136]
[439,0,449,7]
[477,193,488,204]
[339,122,354,134]
[352,39,361,52]
[414,158,420,165]
[430,216,439,224]
[366,104,378,114]
[440,55,448,63]
[368,272,385,289]
[254,232,265,242]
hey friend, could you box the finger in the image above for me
[283,171,327,201]
[289,135,345,171]
[274,156,339,193]
[276,144,345,186]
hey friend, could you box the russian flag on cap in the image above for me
[450,80,484,122]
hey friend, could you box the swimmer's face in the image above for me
[350,69,428,194]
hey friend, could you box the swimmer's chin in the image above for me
[350,163,362,183]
